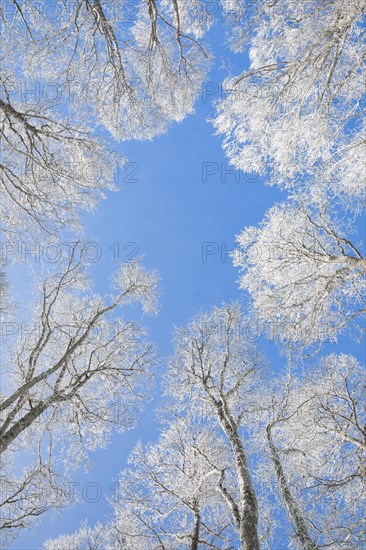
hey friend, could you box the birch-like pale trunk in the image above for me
[215,398,260,550]
[266,425,319,550]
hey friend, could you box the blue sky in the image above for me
[8,19,365,550]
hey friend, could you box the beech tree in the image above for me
[110,419,236,549]
[3,0,212,141]
[162,303,269,549]
[0,246,157,543]
[263,354,366,549]
[44,419,239,549]
[0,462,69,546]
[44,308,365,550]
[234,200,366,346]
[212,1,366,350]
[1,37,119,239]
[214,0,366,206]
[1,1,212,238]
[0,94,120,238]
[45,304,270,550]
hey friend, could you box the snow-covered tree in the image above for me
[43,521,123,550]
[0,246,157,543]
[2,0,212,141]
[43,306,365,550]
[234,200,366,346]
[114,419,237,549]
[214,0,366,207]
[0,92,120,239]
[0,462,70,548]
[1,1,212,239]
[45,304,270,550]
[163,303,268,550]
[264,354,366,549]
[44,519,129,550]
[219,1,365,349]
[0,260,13,318]
[44,419,238,549]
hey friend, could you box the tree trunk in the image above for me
[0,399,51,454]
[266,425,319,550]
[191,504,200,550]
[215,399,260,550]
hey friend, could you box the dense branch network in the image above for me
[0,247,157,542]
